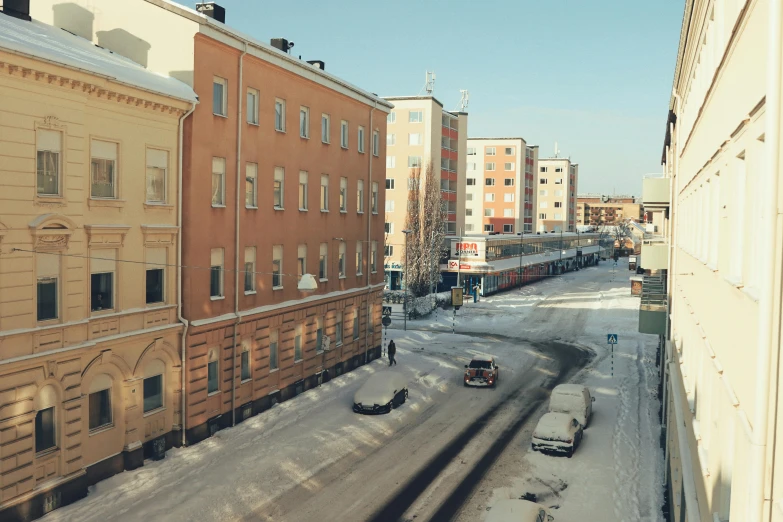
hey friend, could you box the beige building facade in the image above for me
[575,195,642,226]
[464,138,537,235]
[381,96,467,289]
[655,0,783,520]
[536,158,578,232]
[0,7,196,520]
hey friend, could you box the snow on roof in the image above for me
[553,384,587,396]
[0,15,197,103]
[353,371,406,405]
[534,412,575,438]
[471,354,494,362]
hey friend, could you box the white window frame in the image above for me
[299,106,310,138]
[340,177,348,212]
[357,180,365,213]
[299,171,308,211]
[37,129,62,197]
[341,120,349,148]
[486,147,496,156]
[485,163,496,171]
[371,241,378,273]
[485,193,495,202]
[386,156,396,168]
[245,163,257,208]
[372,182,379,214]
[212,157,226,207]
[321,174,329,211]
[408,110,423,123]
[358,126,366,153]
[272,245,283,289]
[372,131,380,156]
[387,133,396,146]
[213,76,227,117]
[247,88,259,125]
[387,112,396,124]
[274,167,285,209]
[275,98,286,132]
[321,113,330,144]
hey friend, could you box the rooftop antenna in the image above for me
[425,71,436,94]
[458,89,469,111]
[554,141,560,158]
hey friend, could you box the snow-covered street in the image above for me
[41,260,664,522]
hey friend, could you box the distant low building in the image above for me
[576,194,642,226]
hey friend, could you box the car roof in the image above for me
[485,499,546,521]
[553,384,587,395]
[538,412,576,429]
[471,354,494,362]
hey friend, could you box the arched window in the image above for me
[143,359,165,413]
[35,385,58,453]
[88,374,113,431]
[207,349,219,394]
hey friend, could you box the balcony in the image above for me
[642,177,670,210]
[638,274,667,336]
[641,237,668,270]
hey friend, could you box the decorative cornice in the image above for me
[84,224,131,247]
[0,60,187,116]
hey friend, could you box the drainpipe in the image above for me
[364,102,377,365]
[178,102,197,447]
[231,43,248,427]
[750,2,782,520]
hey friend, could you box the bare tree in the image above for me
[403,163,445,297]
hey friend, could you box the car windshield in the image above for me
[469,360,493,369]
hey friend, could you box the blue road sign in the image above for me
[607,334,618,345]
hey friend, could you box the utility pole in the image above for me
[402,229,411,331]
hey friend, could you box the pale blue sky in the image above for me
[176,0,684,196]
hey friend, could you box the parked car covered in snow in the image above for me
[484,498,555,522]
[531,412,583,458]
[353,371,408,414]
[548,383,594,428]
[464,355,499,387]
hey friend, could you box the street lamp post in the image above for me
[402,229,412,331]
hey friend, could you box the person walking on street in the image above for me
[388,340,397,366]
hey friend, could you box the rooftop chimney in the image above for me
[195,2,225,23]
[307,60,325,71]
[270,38,293,53]
[0,0,31,21]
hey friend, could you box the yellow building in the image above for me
[0,9,196,520]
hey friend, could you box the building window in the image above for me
[90,140,118,199]
[539,213,547,219]
[555,167,563,172]
[468,163,477,171]
[409,110,423,123]
[298,171,308,210]
[341,120,349,148]
[356,241,363,275]
[143,370,163,413]
[300,106,310,138]
[272,245,283,288]
[385,245,394,257]
[555,178,563,184]
[385,222,393,234]
[465,224,475,232]
[270,330,279,370]
[730,153,746,281]
[540,202,548,208]
[358,126,366,153]
[319,243,328,280]
[486,147,496,156]
[146,248,165,304]
[207,350,219,394]
[407,177,420,191]
[484,224,494,232]
[540,189,548,195]
[340,177,348,212]
[241,347,251,381]
[335,312,343,345]
[485,162,496,171]
[505,147,514,155]
[539,178,548,185]
[504,178,515,186]
[504,194,515,203]
[245,163,257,207]
[274,167,285,208]
[467,147,476,155]
[316,317,324,353]
[485,193,495,202]
[355,179,365,213]
[353,312,360,340]
[90,250,115,312]
[275,99,286,131]
[373,131,380,156]
[466,193,473,201]
[554,213,562,220]
[371,241,377,272]
[408,156,422,168]
[540,166,548,172]
[338,242,346,278]
[244,246,256,292]
[386,156,396,169]
[386,178,395,190]
[295,324,303,362]
[321,174,329,211]
[485,178,495,186]
[37,253,59,322]
[372,182,379,213]
[503,224,513,233]
[212,157,225,206]
[213,76,227,116]
[37,129,61,196]
[466,208,473,216]
[467,178,476,186]
[35,407,56,453]
[554,201,562,208]
[297,244,307,280]
[88,378,112,431]
[387,133,396,146]
[554,190,564,197]
[387,112,396,124]
[146,149,168,203]
[210,248,224,298]
[247,88,259,124]
[321,113,330,143]
[503,209,513,217]
[408,133,422,146]
[383,200,394,212]
[484,208,494,217]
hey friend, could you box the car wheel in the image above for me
[567,447,574,458]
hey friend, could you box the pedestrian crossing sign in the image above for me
[607,334,618,345]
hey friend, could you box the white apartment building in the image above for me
[653,0,783,520]
[464,139,537,234]
[536,158,578,232]
[382,96,467,289]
